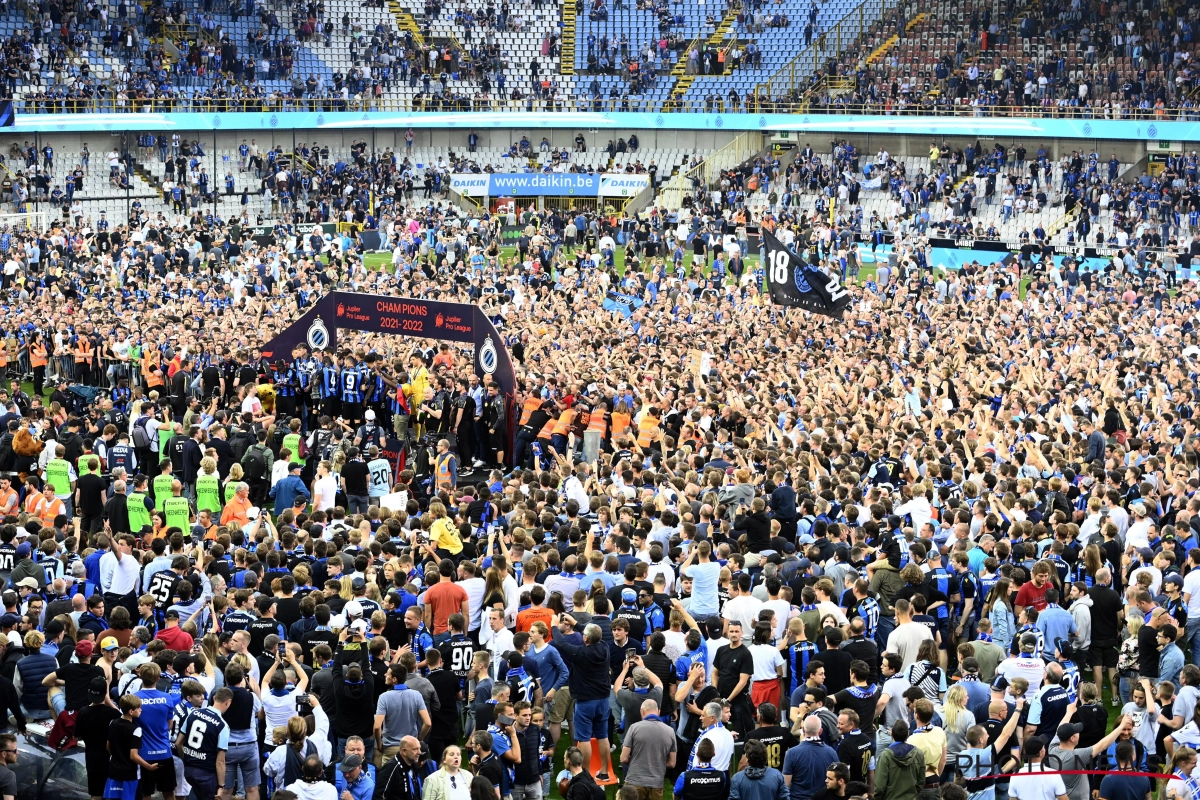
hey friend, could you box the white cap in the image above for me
[247,507,260,520]
[365,409,376,421]
[345,600,363,619]
[350,619,368,632]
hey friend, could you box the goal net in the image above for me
[0,211,47,234]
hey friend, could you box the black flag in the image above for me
[761,229,851,319]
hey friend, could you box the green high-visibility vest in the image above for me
[196,474,222,514]
[44,458,72,498]
[282,433,304,465]
[162,496,191,533]
[127,492,152,533]
[76,455,99,477]
[152,473,175,511]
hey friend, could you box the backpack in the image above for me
[229,430,254,462]
[242,445,268,481]
[307,429,333,461]
[131,416,152,449]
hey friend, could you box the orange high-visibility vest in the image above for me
[518,397,542,426]
[587,410,607,439]
[40,496,64,528]
[0,487,16,515]
[24,491,45,518]
[552,410,575,437]
[30,343,47,368]
[636,415,660,448]
[537,418,556,440]
[143,352,164,387]
[435,452,456,490]
[611,412,631,438]
[74,339,92,364]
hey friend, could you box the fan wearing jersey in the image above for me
[135,662,179,800]
[175,686,232,800]
[365,446,393,506]
[105,694,156,800]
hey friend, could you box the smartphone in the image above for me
[277,642,287,658]
[626,648,636,662]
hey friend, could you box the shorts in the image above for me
[173,755,192,798]
[572,697,610,741]
[104,778,140,800]
[1088,643,1118,669]
[548,687,574,725]
[224,741,262,789]
[634,788,664,800]
[342,401,362,422]
[138,757,177,797]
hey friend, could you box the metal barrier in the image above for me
[12,94,1197,120]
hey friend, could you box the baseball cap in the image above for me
[338,755,364,773]
[15,543,30,559]
[1057,723,1083,741]
[14,577,38,589]
[351,577,366,589]
[345,600,363,618]
[991,676,1009,691]
[87,675,108,699]
[75,640,95,660]
[1166,573,1185,587]
[621,589,637,603]
[165,609,180,619]
[100,636,120,651]
[246,507,260,520]
[350,619,368,633]
[0,614,19,629]
[289,462,302,472]
[798,558,812,570]
[365,409,376,421]
[1137,547,1155,562]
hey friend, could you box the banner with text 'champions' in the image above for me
[761,230,851,319]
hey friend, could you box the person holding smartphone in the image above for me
[260,640,310,743]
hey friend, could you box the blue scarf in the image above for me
[690,723,722,765]
[846,684,878,698]
[977,632,993,643]
[800,604,818,612]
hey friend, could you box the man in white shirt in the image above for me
[1125,502,1152,550]
[99,533,141,618]
[260,647,310,742]
[995,633,1048,699]
[721,574,763,635]
[689,701,734,771]
[479,607,515,680]
[883,598,933,670]
[457,561,487,636]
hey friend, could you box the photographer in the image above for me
[261,642,312,741]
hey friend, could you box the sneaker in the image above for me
[596,772,610,782]
[1111,693,1119,707]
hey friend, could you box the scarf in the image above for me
[742,767,768,780]
[913,724,934,734]
[977,632,993,643]
[961,673,980,682]
[846,684,878,698]
[1175,769,1200,800]
[690,723,722,765]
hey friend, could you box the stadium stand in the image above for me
[2,0,1197,114]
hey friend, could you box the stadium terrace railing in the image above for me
[659,131,765,209]
[13,95,1200,120]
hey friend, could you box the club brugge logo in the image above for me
[479,336,498,375]
[307,319,330,351]
[794,265,813,293]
